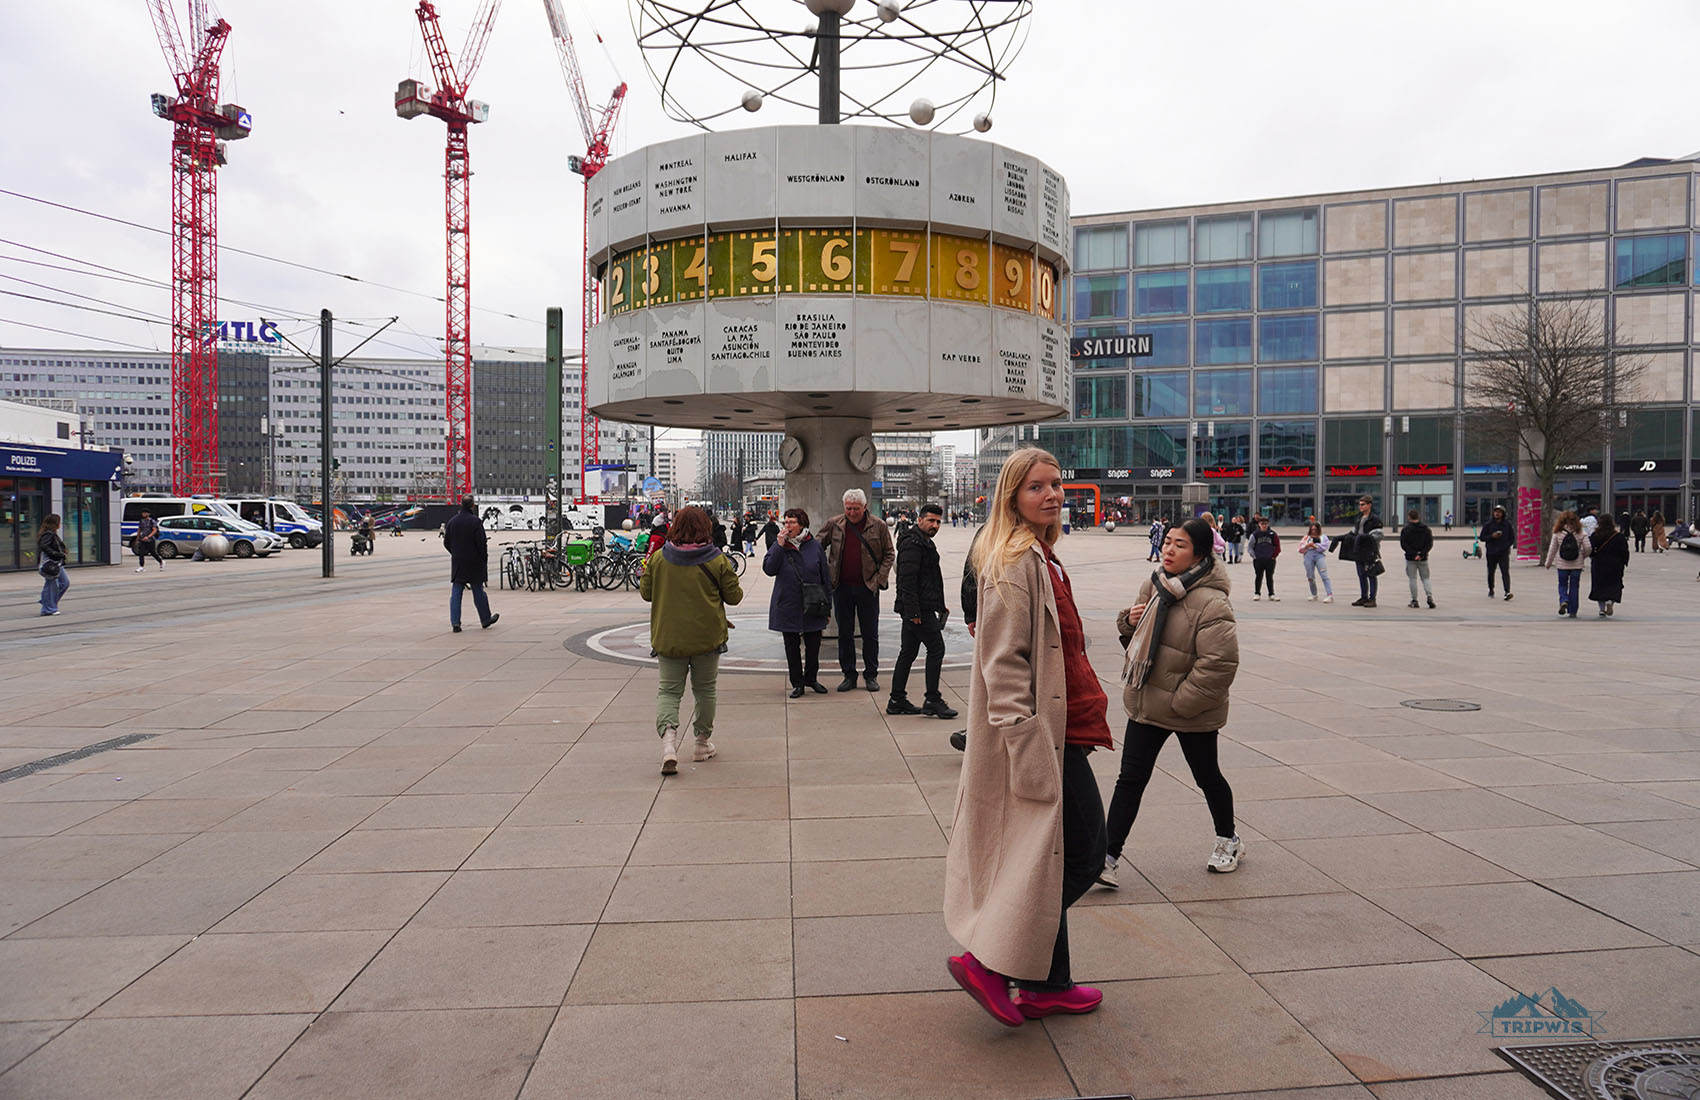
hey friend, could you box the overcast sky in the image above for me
[4,0,1697,447]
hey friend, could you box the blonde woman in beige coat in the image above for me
[944,448,1112,1027]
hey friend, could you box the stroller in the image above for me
[351,531,373,556]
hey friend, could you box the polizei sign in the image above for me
[1069,334,1153,360]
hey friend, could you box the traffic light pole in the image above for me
[320,309,334,579]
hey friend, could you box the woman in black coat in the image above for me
[764,507,832,697]
[1586,513,1629,617]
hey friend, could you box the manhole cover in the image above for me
[1400,698,1482,712]
[1499,1037,1700,1100]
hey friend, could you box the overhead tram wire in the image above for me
[0,317,161,352]
[0,188,543,327]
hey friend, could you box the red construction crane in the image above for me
[542,0,626,498]
[395,0,501,502]
[146,0,252,494]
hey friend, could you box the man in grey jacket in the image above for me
[818,488,896,692]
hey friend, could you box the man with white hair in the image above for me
[819,488,897,692]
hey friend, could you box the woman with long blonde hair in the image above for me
[945,447,1110,1027]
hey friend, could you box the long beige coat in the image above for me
[943,543,1069,981]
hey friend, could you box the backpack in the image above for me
[1559,531,1580,562]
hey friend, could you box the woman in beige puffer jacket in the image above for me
[1100,517,1244,887]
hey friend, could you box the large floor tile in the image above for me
[407,866,619,927]
[1364,881,1661,957]
[330,925,591,1010]
[796,991,1073,1100]
[297,827,491,873]
[213,871,448,933]
[794,912,959,995]
[1496,782,1700,824]
[1361,787,1566,830]
[246,1008,552,1100]
[523,1001,793,1100]
[1369,1072,1554,1099]
[1256,959,1518,1082]
[645,785,791,821]
[1435,824,1689,878]
[0,935,187,1020]
[1067,901,1240,981]
[0,1014,311,1100]
[601,862,792,922]
[462,823,639,868]
[351,792,522,830]
[8,874,277,938]
[1540,871,1700,943]
[1125,833,1346,902]
[629,818,791,864]
[1045,972,1359,1098]
[1235,795,1418,840]
[566,918,792,1003]
[790,815,946,861]
[1179,893,1453,972]
[92,930,388,1016]
[1283,834,1519,892]
[0,1020,71,1076]
[791,857,944,917]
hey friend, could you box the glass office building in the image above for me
[1017,155,1698,526]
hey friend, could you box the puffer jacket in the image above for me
[894,525,946,618]
[1116,563,1239,733]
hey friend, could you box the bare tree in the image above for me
[707,470,741,510]
[1463,297,1646,561]
[909,463,942,509]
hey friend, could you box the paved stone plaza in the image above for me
[1,527,1697,1100]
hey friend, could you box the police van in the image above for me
[120,495,242,539]
[229,499,324,548]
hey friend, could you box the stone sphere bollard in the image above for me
[200,534,231,561]
[1104,521,1116,533]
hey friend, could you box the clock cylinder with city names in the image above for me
[585,124,1073,434]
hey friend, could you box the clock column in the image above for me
[784,415,874,534]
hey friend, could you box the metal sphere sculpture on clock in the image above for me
[629,0,1033,131]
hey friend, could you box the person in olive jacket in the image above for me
[764,507,832,698]
[1101,517,1243,888]
[640,506,744,774]
[442,496,498,632]
[1479,504,1515,599]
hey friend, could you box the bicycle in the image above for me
[723,547,748,576]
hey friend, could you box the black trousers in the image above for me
[1019,745,1107,992]
[889,613,944,702]
[782,630,822,686]
[833,583,881,679]
[1105,721,1236,859]
[1486,553,1511,593]
[1252,558,1275,595]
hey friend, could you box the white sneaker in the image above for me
[1096,854,1119,889]
[660,731,679,775]
[1323,595,1333,603]
[1307,594,1317,601]
[1269,595,1280,602]
[693,735,716,762]
[1207,835,1244,873]
[135,566,146,573]
[1251,594,1261,601]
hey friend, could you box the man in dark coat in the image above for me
[887,504,956,719]
[761,515,780,550]
[1479,504,1515,600]
[443,495,499,633]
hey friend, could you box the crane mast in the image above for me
[146,0,251,493]
[542,0,625,496]
[396,0,500,502]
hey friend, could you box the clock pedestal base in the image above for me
[784,415,874,536]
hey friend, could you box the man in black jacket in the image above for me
[443,496,499,633]
[1400,509,1435,608]
[1479,504,1514,600]
[887,504,957,719]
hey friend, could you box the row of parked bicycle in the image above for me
[497,527,750,593]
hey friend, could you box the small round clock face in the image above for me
[848,435,877,472]
[780,436,806,472]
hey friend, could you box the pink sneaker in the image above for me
[1012,984,1103,1018]
[946,953,1023,1027]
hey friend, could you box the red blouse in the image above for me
[1043,546,1113,749]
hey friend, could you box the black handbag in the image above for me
[1365,557,1385,577]
[40,558,61,578]
[788,553,831,619]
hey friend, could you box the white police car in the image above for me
[154,515,285,558]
